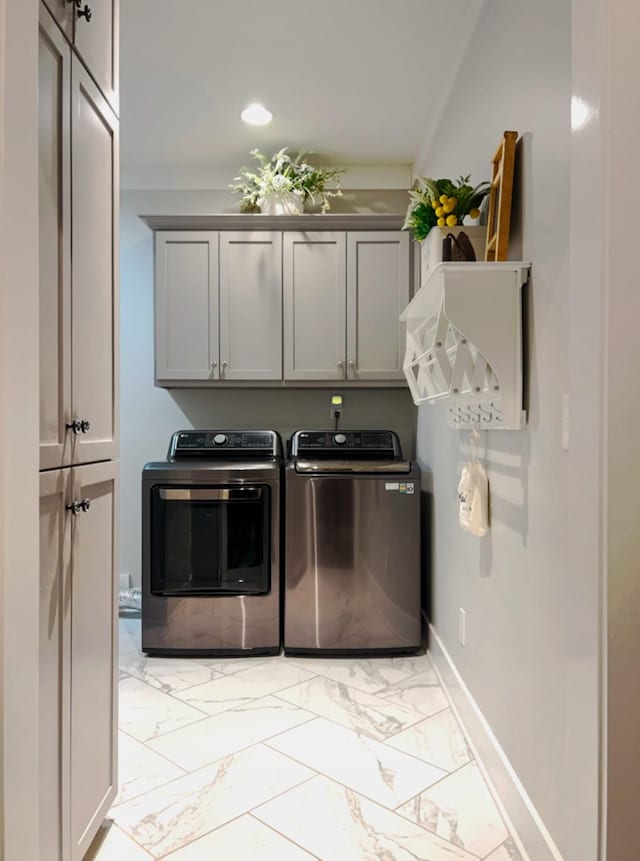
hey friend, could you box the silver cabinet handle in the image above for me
[209,360,217,370]
[348,360,355,369]
[337,360,344,369]
[221,360,228,379]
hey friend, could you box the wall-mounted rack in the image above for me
[400,261,531,430]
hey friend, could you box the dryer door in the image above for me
[150,485,270,596]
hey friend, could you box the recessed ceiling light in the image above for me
[241,103,273,126]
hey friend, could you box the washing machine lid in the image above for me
[294,458,412,474]
[289,430,411,473]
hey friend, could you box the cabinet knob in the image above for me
[66,500,82,516]
[80,498,91,512]
[221,360,228,378]
[67,418,91,435]
[348,360,356,369]
[77,4,92,21]
[337,360,344,369]
[209,360,217,370]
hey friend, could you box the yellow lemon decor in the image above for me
[403,175,491,241]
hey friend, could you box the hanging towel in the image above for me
[458,460,489,537]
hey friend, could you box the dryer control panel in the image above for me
[168,430,281,459]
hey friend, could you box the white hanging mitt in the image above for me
[458,460,489,537]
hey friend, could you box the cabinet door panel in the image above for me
[70,461,118,861]
[39,9,72,471]
[155,232,219,381]
[284,232,346,380]
[347,231,409,381]
[71,60,118,464]
[73,0,118,114]
[219,232,282,380]
[39,470,71,861]
[42,0,74,43]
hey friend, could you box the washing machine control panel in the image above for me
[292,430,401,459]
[169,430,281,459]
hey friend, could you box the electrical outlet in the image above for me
[459,608,467,647]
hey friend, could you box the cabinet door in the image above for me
[346,231,410,381]
[69,460,118,861]
[41,0,74,43]
[219,232,282,380]
[39,470,72,861]
[71,59,118,464]
[283,232,347,380]
[73,0,118,114]
[39,9,72,471]
[155,232,219,381]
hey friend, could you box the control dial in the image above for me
[213,433,228,446]
[334,433,347,445]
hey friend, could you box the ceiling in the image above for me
[120,0,484,183]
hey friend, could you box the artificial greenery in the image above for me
[230,148,345,213]
[403,175,490,241]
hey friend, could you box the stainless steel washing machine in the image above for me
[284,429,421,656]
[142,430,282,655]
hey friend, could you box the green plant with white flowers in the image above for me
[230,148,345,213]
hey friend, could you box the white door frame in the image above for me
[571,1,640,859]
[0,0,40,858]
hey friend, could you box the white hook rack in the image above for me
[400,261,530,430]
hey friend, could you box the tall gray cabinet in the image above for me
[38,5,119,860]
[147,214,411,387]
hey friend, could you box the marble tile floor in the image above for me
[88,618,525,861]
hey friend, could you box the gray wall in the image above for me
[120,189,416,587]
[413,2,594,858]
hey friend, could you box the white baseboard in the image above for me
[428,623,565,861]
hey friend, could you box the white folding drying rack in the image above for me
[400,261,531,430]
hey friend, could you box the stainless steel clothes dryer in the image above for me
[284,430,421,656]
[142,430,282,655]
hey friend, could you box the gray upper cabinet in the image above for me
[219,232,283,381]
[347,231,410,381]
[73,0,119,114]
[155,232,220,381]
[71,58,119,465]
[148,216,411,387]
[284,232,347,380]
[39,11,71,471]
[39,7,119,467]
